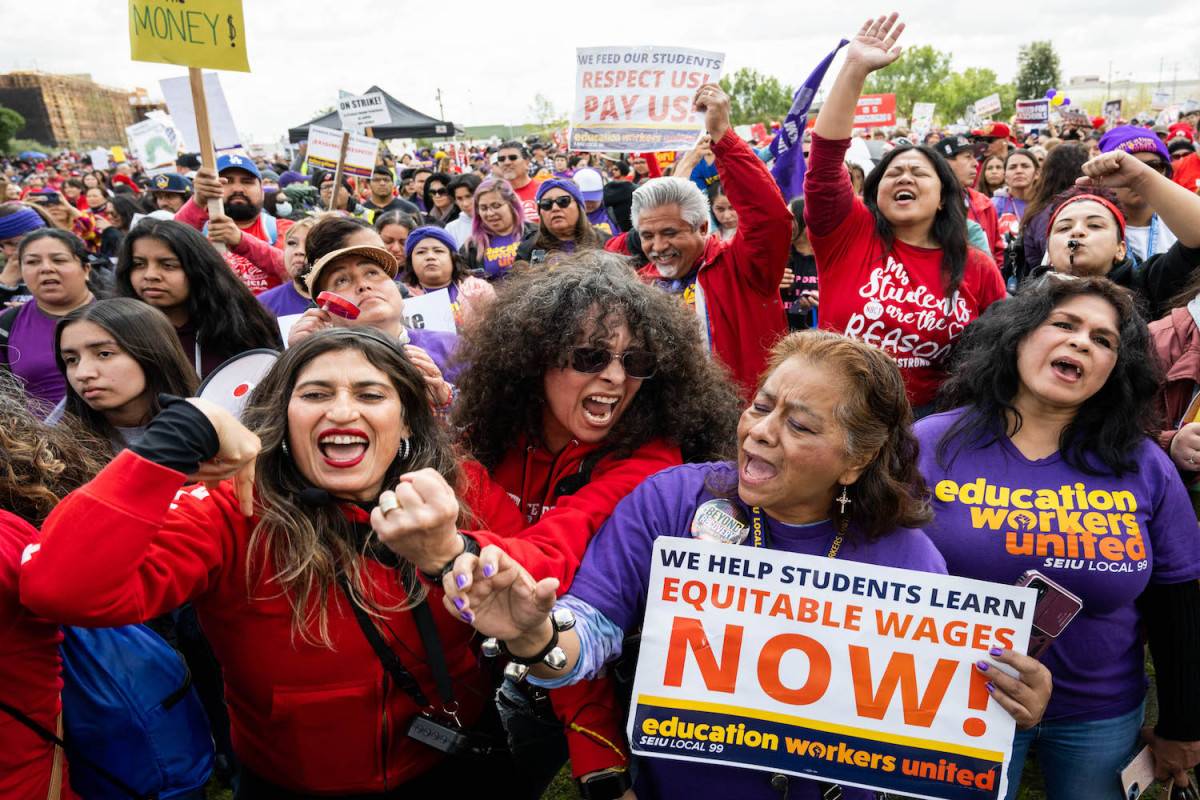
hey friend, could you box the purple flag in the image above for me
[770,39,849,201]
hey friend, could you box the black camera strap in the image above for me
[337,576,455,709]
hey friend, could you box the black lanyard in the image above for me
[748,506,844,559]
[337,576,455,711]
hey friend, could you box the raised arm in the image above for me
[1079,150,1200,248]
[813,14,905,141]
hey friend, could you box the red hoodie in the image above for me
[1,511,78,800]
[20,451,525,795]
[479,436,682,777]
[606,133,792,402]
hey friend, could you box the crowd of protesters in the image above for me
[3,12,1200,800]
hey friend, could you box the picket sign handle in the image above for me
[189,67,227,255]
[331,131,350,211]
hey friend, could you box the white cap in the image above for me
[573,167,604,201]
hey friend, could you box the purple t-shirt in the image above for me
[478,231,522,279]
[569,462,947,800]
[914,408,1200,722]
[256,281,310,317]
[587,205,617,238]
[8,301,69,415]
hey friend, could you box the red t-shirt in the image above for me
[224,215,287,296]
[804,134,1006,407]
[512,178,542,224]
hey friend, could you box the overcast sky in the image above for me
[4,0,1200,145]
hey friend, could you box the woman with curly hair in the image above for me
[918,275,1200,799]
[379,252,742,795]
[0,371,105,799]
[441,329,1051,800]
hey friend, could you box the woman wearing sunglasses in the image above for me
[1097,126,1180,263]
[421,173,459,227]
[514,179,608,267]
[377,253,740,796]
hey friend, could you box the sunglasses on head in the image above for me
[538,196,573,211]
[569,347,657,379]
[497,154,522,162]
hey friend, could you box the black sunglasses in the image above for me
[429,187,450,196]
[1143,159,1169,175]
[497,154,522,162]
[569,347,657,379]
[538,196,573,211]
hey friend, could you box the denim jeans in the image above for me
[1004,702,1145,800]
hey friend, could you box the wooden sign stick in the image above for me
[189,67,227,254]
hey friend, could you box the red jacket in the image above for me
[1,511,78,800]
[483,436,681,777]
[478,437,681,588]
[1150,306,1200,484]
[20,451,526,795]
[966,187,1005,269]
[605,133,792,402]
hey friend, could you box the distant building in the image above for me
[0,72,166,150]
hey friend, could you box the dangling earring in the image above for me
[836,485,851,514]
[281,439,290,457]
[398,437,411,462]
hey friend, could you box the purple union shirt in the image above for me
[914,408,1200,723]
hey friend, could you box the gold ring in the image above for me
[379,494,399,515]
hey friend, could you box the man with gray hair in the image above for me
[604,83,793,400]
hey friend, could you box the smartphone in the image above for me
[1120,745,1155,800]
[1015,570,1083,658]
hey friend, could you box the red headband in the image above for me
[1047,193,1126,241]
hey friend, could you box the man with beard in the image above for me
[494,141,541,222]
[603,83,792,401]
[175,154,292,295]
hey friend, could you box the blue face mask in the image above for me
[274,202,292,218]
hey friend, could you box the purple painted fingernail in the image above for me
[990,646,1004,657]
[483,564,496,578]
[456,573,468,589]
[453,597,465,611]
[976,660,990,672]
[461,611,474,623]
[985,682,996,693]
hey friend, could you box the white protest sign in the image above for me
[911,102,936,136]
[974,93,1002,118]
[1015,99,1050,127]
[126,118,177,175]
[402,289,456,334]
[628,537,1034,800]
[1152,91,1171,111]
[338,91,391,130]
[87,148,111,171]
[570,45,725,152]
[159,71,240,151]
[304,124,380,179]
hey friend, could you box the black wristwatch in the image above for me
[417,533,481,586]
[578,769,632,800]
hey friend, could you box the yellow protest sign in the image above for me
[129,0,249,72]
[110,146,126,163]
